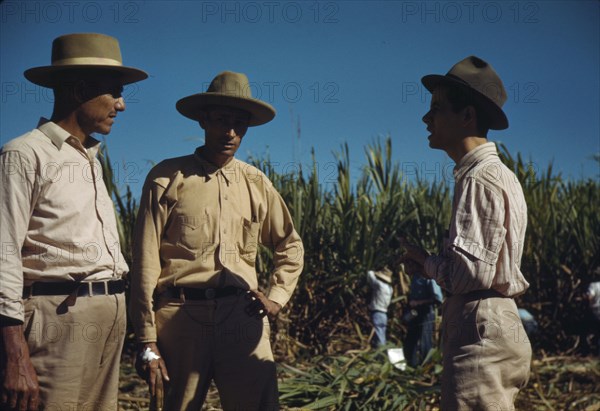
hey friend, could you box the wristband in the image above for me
[141,347,161,363]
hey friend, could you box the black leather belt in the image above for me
[162,286,243,301]
[448,288,508,302]
[23,280,126,298]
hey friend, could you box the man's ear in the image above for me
[74,80,93,104]
[463,105,477,127]
[57,80,87,104]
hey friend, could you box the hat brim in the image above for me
[421,74,508,130]
[176,93,276,127]
[24,65,148,88]
[375,273,392,283]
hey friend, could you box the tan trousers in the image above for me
[155,292,279,411]
[441,295,532,411]
[23,293,126,411]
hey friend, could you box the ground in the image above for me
[117,345,600,411]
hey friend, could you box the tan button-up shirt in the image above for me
[129,149,304,342]
[0,119,128,322]
[424,142,530,297]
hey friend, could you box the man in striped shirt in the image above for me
[401,56,532,410]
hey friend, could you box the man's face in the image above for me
[200,106,250,164]
[76,79,126,136]
[422,87,463,151]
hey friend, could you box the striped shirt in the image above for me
[424,142,530,297]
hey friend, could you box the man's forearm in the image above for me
[0,322,40,411]
[1,323,28,360]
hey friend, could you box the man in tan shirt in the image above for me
[129,71,304,411]
[401,56,531,410]
[0,34,147,410]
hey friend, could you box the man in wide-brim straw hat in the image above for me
[400,56,532,409]
[129,71,304,410]
[0,33,147,411]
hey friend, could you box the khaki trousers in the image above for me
[155,292,279,411]
[441,295,532,411]
[23,293,126,411]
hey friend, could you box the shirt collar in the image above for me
[453,142,498,181]
[193,147,238,184]
[37,118,101,157]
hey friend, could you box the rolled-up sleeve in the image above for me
[0,150,35,322]
[424,178,506,295]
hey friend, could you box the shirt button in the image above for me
[224,195,228,200]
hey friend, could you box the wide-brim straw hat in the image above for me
[176,71,276,127]
[24,33,148,88]
[421,56,508,130]
[374,267,393,284]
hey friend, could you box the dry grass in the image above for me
[118,344,600,411]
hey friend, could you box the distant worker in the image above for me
[518,308,539,337]
[402,260,443,367]
[367,267,393,347]
[585,280,600,355]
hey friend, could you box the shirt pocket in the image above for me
[238,217,260,265]
[175,211,211,257]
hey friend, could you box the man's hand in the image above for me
[0,324,40,411]
[245,290,282,321]
[135,342,170,398]
[398,238,431,269]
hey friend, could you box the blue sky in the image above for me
[1,0,599,198]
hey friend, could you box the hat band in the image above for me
[445,73,470,87]
[51,57,123,67]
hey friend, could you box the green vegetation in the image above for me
[102,137,600,409]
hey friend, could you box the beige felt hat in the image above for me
[176,71,276,127]
[24,33,148,88]
[374,267,393,284]
[421,55,508,130]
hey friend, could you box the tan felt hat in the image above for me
[176,71,276,127]
[24,33,148,88]
[421,55,508,130]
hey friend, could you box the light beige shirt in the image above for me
[129,149,304,342]
[0,119,128,321]
[424,142,530,297]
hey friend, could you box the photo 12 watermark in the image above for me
[3,155,145,186]
[2,240,124,264]
[1,1,143,24]
[399,1,540,24]
[199,1,340,24]
[400,81,540,104]
[198,79,341,104]
[1,81,142,105]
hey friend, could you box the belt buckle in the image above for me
[87,281,109,297]
[205,288,216,299]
